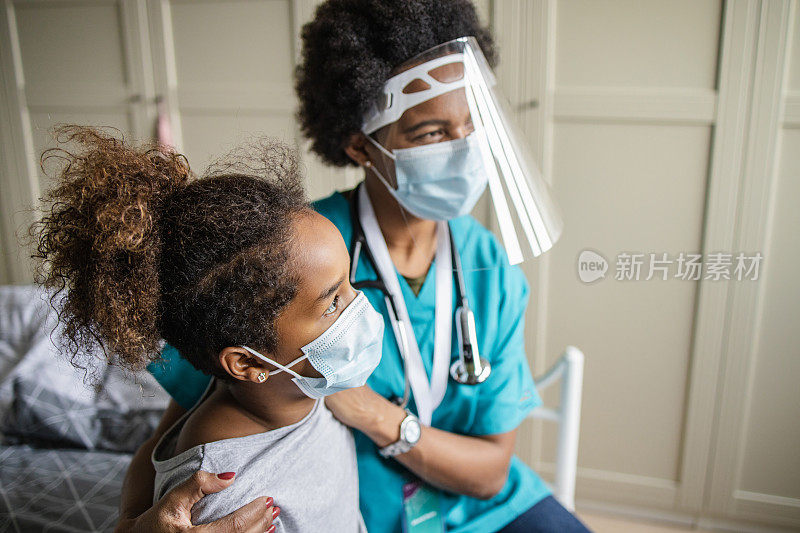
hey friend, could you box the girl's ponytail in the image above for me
[32,126,190,372]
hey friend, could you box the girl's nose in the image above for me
[342,279,359,307]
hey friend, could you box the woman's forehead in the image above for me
[395,88,470,129]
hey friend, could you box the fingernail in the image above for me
[217,472,235,480]
[267,525,276,533]
[272,506,281,520]
[265,496,273,507]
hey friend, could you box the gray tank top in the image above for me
[152,381,366,532]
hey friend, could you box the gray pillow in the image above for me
[2,377,163,453]
[0,284,170,451]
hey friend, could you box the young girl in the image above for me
[32,126,381,531]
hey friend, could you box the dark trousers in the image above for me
[497,495,593,533]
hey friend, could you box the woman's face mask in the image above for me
[242,291,384,399]
[365,132,488,221]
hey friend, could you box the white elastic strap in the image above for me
[362,53,467,134]
[361,138,412,217]
[241,346,308,379]
[364,133,396,161]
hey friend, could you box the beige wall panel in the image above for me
[28,110,134,190]
[0,139,9,284]
[737,128,800,499]
[555,0,721,89]
[14,2,127,88]
[163,0,351,202]
[789,4,800,91]
[170,0,292,86]
[177,112,295,173]
[541,122,711,481]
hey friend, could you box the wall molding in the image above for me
[537,461,680,511]
[147,0,184,151]
[176,81,294,113]
[781,90,800,126]
[732,491,800,527]
[0,0,43,284]
[552,87,717,125]
[706,0,796,528]
[578,499,796,533]
[676,0,761,514]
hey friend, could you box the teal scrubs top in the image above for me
[148,189,551,532]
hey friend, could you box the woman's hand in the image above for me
[325,386,407,445]
[327,386,515,500]
[114,470,276,533]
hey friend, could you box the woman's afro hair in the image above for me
[295,0,497,167]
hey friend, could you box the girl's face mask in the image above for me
[242,291,384,399]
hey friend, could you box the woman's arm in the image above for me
[115,398,276,533]
[325,387,516,500]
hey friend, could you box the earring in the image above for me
[257,372,266,383]
[364,161,372,168]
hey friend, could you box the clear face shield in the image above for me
[362,36,563,265]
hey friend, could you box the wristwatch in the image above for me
[379,411,421,458]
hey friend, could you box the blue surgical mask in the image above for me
[242,291,383,399]
[365,133,489,221]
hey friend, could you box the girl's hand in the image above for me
[325,386,407,446]
[114,470,277,533]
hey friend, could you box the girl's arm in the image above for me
[117,399,186,525]
[115,399,275,533]
[325,387,516,500]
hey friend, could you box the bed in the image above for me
[0,284,170,532]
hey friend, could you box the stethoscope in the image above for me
[348,185,491,409]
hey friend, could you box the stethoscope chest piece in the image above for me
[450,304,492,385]
[450,357,491,384]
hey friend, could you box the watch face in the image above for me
[403,418,421,445]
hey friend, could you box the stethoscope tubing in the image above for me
[347,185,486,407]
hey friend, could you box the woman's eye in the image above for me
[324,295,339,317]
[415,129,444,143]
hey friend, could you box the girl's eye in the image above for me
[324,295,339,317]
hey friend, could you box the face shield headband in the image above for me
[361,37,563,264]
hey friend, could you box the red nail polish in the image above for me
[267,525,276,533]
[265,497,273,507]
[272,506,281,519]
[217,472,235,480]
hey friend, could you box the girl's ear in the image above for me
[218,347,270,384]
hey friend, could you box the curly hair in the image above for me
[296,0,497,167]
[32,126,308,380]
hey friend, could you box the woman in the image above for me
[116,1,589,532]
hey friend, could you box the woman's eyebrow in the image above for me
[316,277,344,304]
[402,119,448,135]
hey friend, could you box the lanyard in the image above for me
[357,185,452,425]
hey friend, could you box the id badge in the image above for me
[402,481,444,533]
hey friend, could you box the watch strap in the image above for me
[379,412,420,458]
